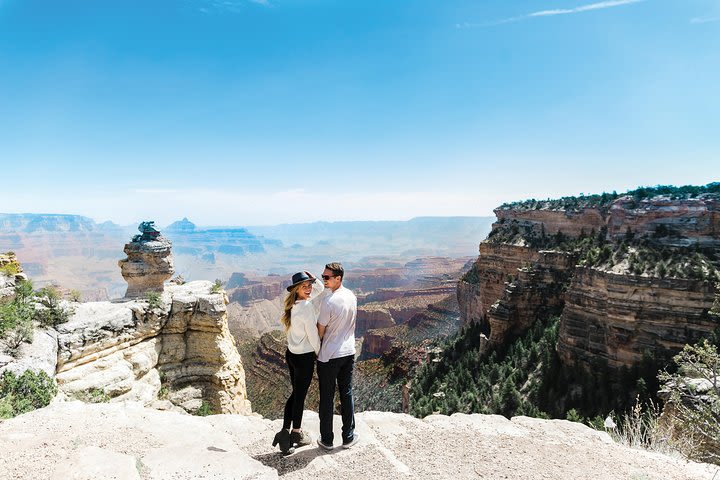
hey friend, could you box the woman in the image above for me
[272,271,324,454]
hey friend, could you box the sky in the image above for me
[0,0,718,226]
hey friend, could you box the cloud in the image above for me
[134,189,180,195]
[195,0,271,14]
[690,16,720,24]
[529,0,645,17]
[465,0,645,27]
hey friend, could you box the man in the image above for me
[316,262,358,450]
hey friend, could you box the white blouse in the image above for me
[286,278,325,355]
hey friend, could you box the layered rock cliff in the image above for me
[557,268,717,369]
[53,281,251,414]
[459,185,720,370]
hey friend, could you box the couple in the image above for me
[272,262,358,455]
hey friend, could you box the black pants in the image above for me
[283,349,316,430]
[317,354,355,444]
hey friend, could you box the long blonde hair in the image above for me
[281,285,301,331]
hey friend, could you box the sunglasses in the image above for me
[321,275,336,280]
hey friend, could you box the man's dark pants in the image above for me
[317,354,355,444]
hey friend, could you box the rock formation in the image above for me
[53,281,251,414]
[459,187,720,370]
[494,193,719,247]
[118,223,175,298]
[557,268,717,369]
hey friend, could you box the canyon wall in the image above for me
[485,250,575,347]
[459,191,719,370]
[557,268,717,369]
[607,196,720,245]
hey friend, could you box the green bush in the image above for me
[0,370,57,418]
[1,280,36,353]
[0,263,19,276]
[35,286,73,327]
[72,388,110,403]
[210,279,223,294]
[195,400,215,416]
[145,291,161,310]
[658,340,720,465]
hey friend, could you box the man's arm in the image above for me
[317,324,326,340]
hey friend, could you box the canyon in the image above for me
[0,214,492,299]
[233,256,469,418]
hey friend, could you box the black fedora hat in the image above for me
[287,271,315,292]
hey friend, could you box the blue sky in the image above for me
[0,0,718,226]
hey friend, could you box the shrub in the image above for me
[0,263,19,276]
[0,370,57,418]
[158,385,169,400]
[69,289,82,302]
[195,400,215,416]
[145,291,161,310]
[35,286,73,327]
[658,340,720,465]
[1,314,34,355]
[1,280,36,353]
[606,398,676,455]
[72,388,110,403]
[210,279,223,294]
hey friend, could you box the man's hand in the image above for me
[317,324,326,340]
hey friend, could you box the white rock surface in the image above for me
[0,402,715,480]
[52,282,250,414]
[0,328,58,377]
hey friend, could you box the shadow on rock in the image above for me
[254,446,335,475]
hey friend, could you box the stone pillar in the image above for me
[118,235,174,299]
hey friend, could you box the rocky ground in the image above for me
[0,401,715,480]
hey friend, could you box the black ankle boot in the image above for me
[290,430,311,447]
[272,429,295,455]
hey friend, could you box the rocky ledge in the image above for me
[2,281,251,415]
[0,401,714,480]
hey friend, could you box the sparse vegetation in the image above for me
[69,289,82,302]
[657,340,720,465]
[211,279,223,294]
[605,397,679,456]
[145,291,161,310]
[0,263,20,276]
[72,387,111,403]
[488,221,719,282]
[195,400,215,416]
[34,286,74,328]
[1,280,36,354]
[499,183,720,211]
[0,370,57,419]
[158,385,169,400]
[459,263,480,285]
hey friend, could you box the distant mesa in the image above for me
[226,272,258,289]
[162,220,270,256]
[96,220,123,232]
[0,213,97,233]
[165,217,196,233]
